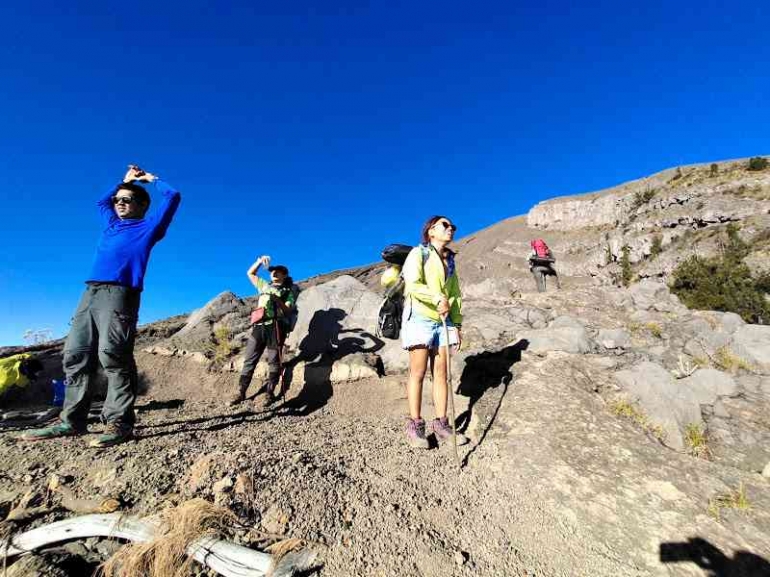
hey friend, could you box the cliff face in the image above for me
[520,159,770,283]
[528,193,625,230]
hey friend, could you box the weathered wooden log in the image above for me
[0,513,317,577]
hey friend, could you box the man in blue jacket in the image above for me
[22,165,181,447]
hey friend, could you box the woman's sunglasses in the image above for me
[434,220,457,232]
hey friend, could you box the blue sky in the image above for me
[1,1,768,345]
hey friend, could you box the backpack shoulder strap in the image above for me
[419,244,431,276]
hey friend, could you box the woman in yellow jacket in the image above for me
[401,215,468,449]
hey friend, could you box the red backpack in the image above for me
[531,239,551,259]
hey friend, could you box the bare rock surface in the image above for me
[614,361,702,450]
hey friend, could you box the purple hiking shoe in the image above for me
[431,417,469,446]
[406,418,430,449]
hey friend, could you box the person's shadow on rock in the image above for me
[456,339,528,433]
[281,308,384,416]
[660,537,770,577]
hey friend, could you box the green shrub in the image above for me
[630,188,657,212]
[670,226,769,324]
[604,243,614,266]
[747,156,769,171]
[709,163,719,177]
[723,223,749,260]
[650,234,663,258]
[620,245,632,287]
[207,325,234,368]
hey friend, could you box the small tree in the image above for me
[671,256,769,324]
[671,224,770,324]
[630,188,657,212]
[650,234,663,259]
[620,245,633,287]
[747,157,769,171]
[604,243,614,266]
[207,325,234,369]
[724,223,749,261]
[709,163,719,177]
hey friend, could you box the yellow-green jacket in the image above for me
[403,244,462,325]
[0,353,31,396]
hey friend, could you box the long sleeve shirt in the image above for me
[86,179,181,290]
[403,244,462,325]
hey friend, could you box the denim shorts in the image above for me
[401,311,459,350]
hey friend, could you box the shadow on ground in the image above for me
[281,308,384,416]
[456,339,528,466]
[660,537,770,577]
[135,409,274,439]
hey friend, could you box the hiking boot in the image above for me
[229,391,246,406]
[406,418,429,449]
[431,417,469,446]
[19,421,85,442]
[229,377,250,406]
[89,422,133,448]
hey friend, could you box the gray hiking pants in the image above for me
[531,265,561,292]
[240,323,281,390]
[61,283,140,429]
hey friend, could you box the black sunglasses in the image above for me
[112,196,137,205]
[435,220,457,232]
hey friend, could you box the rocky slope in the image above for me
[2,157,769,576]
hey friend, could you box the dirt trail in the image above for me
[2,356,769,576]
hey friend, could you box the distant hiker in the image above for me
[230,256,298,406]
[21,165,181,447]
[0,354,43,398]
[402,216,468,449]
[528,238,560,292]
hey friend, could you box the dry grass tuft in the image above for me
[644,322,663,338]
[610,399,667,442]
[708,483,750,521]
[684,423,710,459]
[713,346,754,373]
[266,537,305,561]
[99,498,237,577]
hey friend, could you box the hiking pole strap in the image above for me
[442,318,460,468]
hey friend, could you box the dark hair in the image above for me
[421,215,452,244]
[117,182,151,210]
[281,276,294,288]
[19,358,44,380]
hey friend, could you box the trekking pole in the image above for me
[274,321,285,403]
[441,317,461,469]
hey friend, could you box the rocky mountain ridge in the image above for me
[2,156,769,576]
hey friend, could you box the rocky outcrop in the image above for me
[528,194,625,230]
[614,361,703,451]
[731,325,770,374]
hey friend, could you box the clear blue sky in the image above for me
[1,1,768,346]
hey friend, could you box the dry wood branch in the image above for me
[0,511,317,577]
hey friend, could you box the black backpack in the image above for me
[376,245,430,339]
[277,281,301,334]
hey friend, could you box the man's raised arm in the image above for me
[145,179,181,241]
[97,185,120,228]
